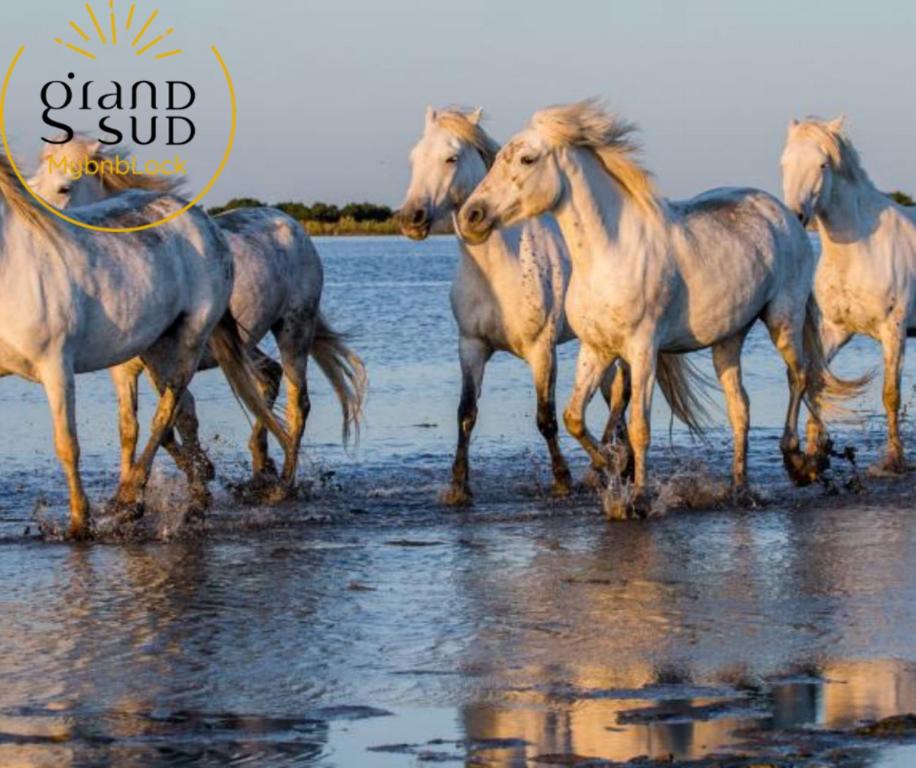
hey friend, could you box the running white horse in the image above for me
[399,106,710,504]
[31,137,367,497]
[782,117,916,474]
[0,151,289,538]
[458,101,861,514]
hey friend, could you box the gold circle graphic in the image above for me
[0,44,236,233]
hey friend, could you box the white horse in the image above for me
[458,101,861,514]
[31,138,367,497]
[0,151,288,538]
[782,118,916,473]
[399,106,710,504]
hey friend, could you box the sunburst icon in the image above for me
[54,2,182,61]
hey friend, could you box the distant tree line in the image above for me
[208,198,394,222]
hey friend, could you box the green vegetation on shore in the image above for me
[889,190,914,206]
[207,198,401,235]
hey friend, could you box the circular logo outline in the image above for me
[0,44,236,234]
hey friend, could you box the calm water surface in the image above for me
[1,235,915,766]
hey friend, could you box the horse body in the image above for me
[782,118,916,471]
[459,101,851,512]
[0,192,219,378]
[31,138,366,492]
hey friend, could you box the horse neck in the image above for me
[817,168,885,244]
[552,147,659,272]
[457,220,520,280]
[453,158,520,280]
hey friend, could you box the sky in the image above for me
[2,0,915,207]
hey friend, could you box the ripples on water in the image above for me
[1,235,915,766]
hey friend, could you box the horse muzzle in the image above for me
[457,200,495,245]
[397,203,432,241]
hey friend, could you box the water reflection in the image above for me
[3,498,914,764]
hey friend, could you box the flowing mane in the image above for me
[793,118,872,186]
[0,153,60,241]
[531,100,661,217]
[435,108,500,169]
[41,135,184,195]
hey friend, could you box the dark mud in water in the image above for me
[1,236,916,766]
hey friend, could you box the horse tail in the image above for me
[656,353,714,438]
[803,297,873,415]
[208,313,292,452]
[310,312,368,446]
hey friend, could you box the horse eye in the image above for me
[58,185,71,194]
[820,162,828,169]
[520,155,537,166]
[445,155,458,164]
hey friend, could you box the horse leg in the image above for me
[766,314,814,485]
[138,366,212,509]
[114,334,203,511]
[804,318,851,457]
[110,359,144,485]
[442,336,490,506]
[528,341,572,496]
[598,360,633,479]
[711,333,751,500]
[625,344,658,517]
[172,388,214,482]
[41,358,90,539]
[277,319,315,490]
[873,321,907,474]
[247,346,283,480]
[563,344,613,478]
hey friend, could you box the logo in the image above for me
[0,1,236,233]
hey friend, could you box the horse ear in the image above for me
[41,133,69,157]
[425,106,438,127]
[468,107,483,126]
[788,118,799,130]
[87,139,102,156]
[827,115,846,134]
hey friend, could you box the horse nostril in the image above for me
[466,204,486,226]
[796,211,806,224]
[411,207,427,226]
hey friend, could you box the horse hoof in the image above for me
[867,454,908,477]
[440,484,473,507]
[183,503,207,527]
[732,486,763,508]
[550,478,573,498]
[68,521,92,541]
[105,499,145,527]
[783,448,826,487]
[260,482,294,506]
[580,467,608,491]
[604,492,649,521]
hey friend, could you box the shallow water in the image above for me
[1,235,915,766]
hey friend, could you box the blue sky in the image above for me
[2,0,914,206]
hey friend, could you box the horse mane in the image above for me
[793,119,872,186]
[434,108,500,169]
[531,99,661,217]
[0,152,60,241]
